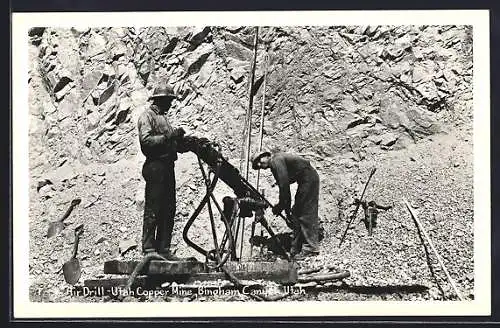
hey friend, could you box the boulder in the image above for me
[95,235,107,244]
[135,189,145,211]
[394,34,412,51]
[196,58,215,87]
[71,27,90,34]
[230,65,246,83]
[98,82,116,105]
[81,70,103,99]
[110,41,128,60]
[86,32,107,58]
[46,126,60,139]
[115,97,132,125]
[162,36,179,55]
[186,27,211,48]
[363,26,379,37]
[44,68,74,95]
[29,27,46,37]
[412,61,437,83]
[48,163,79,184]
[379,96,408,129]
[119,239,138,255]
[182,43,214,76]
[54,81,75,101]
[138,60,151,81]
[379,132,398,147]
[346,116,366,129]
[29,28,46,46]
[30,35,43,46]
[116,63,129,82]
[226,26,244,33]
[405,107,440,136]
[223,39,253,61]
[366,134,383,145]
[57,89,78,121]
[224,30,258,49]
[38,184,55,199]
[416,82,441,105]
[36,179,53,192]
[86,111,101,130]
[340,32,366,44]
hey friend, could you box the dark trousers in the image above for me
[142,159,176,254]
[291,167,320,254]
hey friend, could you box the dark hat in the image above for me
[149,84,176,100]
[251,150,271,170]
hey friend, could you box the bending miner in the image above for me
[137,83,186,260]
[251,151,321,260]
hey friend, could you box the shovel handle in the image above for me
[71,234,79,259]
[59,198,81,223]
[71,226,84,259]
[339,167,376,246]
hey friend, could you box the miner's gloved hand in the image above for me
[272,204,282,215]
[172,127,186,138]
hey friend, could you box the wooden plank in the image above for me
[85,269,296,288]
[224,260,293,272]
[85,261,298,289]
[223,261,297,284]
[103,259,207,275]
[297,271,350,283]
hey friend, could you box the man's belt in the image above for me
[145,153,177,162]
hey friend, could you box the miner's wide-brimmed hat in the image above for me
[149,84,176,100]
[251,150,271,170]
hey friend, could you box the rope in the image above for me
[117,252,167,301]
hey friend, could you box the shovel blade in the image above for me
[63,258,81,285]
[47,222,65,238]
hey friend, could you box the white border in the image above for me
[12,10,491,318]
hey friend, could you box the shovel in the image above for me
[46,198,81,238]
[63,224,84,285]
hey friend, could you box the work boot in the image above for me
[293,250,319,261]
[158,250,182,261]
[159,250,198,262]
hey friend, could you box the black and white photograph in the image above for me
[12,10,490,318]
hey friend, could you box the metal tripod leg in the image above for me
[250,221,256,257]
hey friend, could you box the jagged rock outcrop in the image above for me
[29,25,472,171]
[28,24,473,216]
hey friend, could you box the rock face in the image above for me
[29,25,472,171]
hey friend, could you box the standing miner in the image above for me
[251,151,320,260]
[137,83,185,259]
